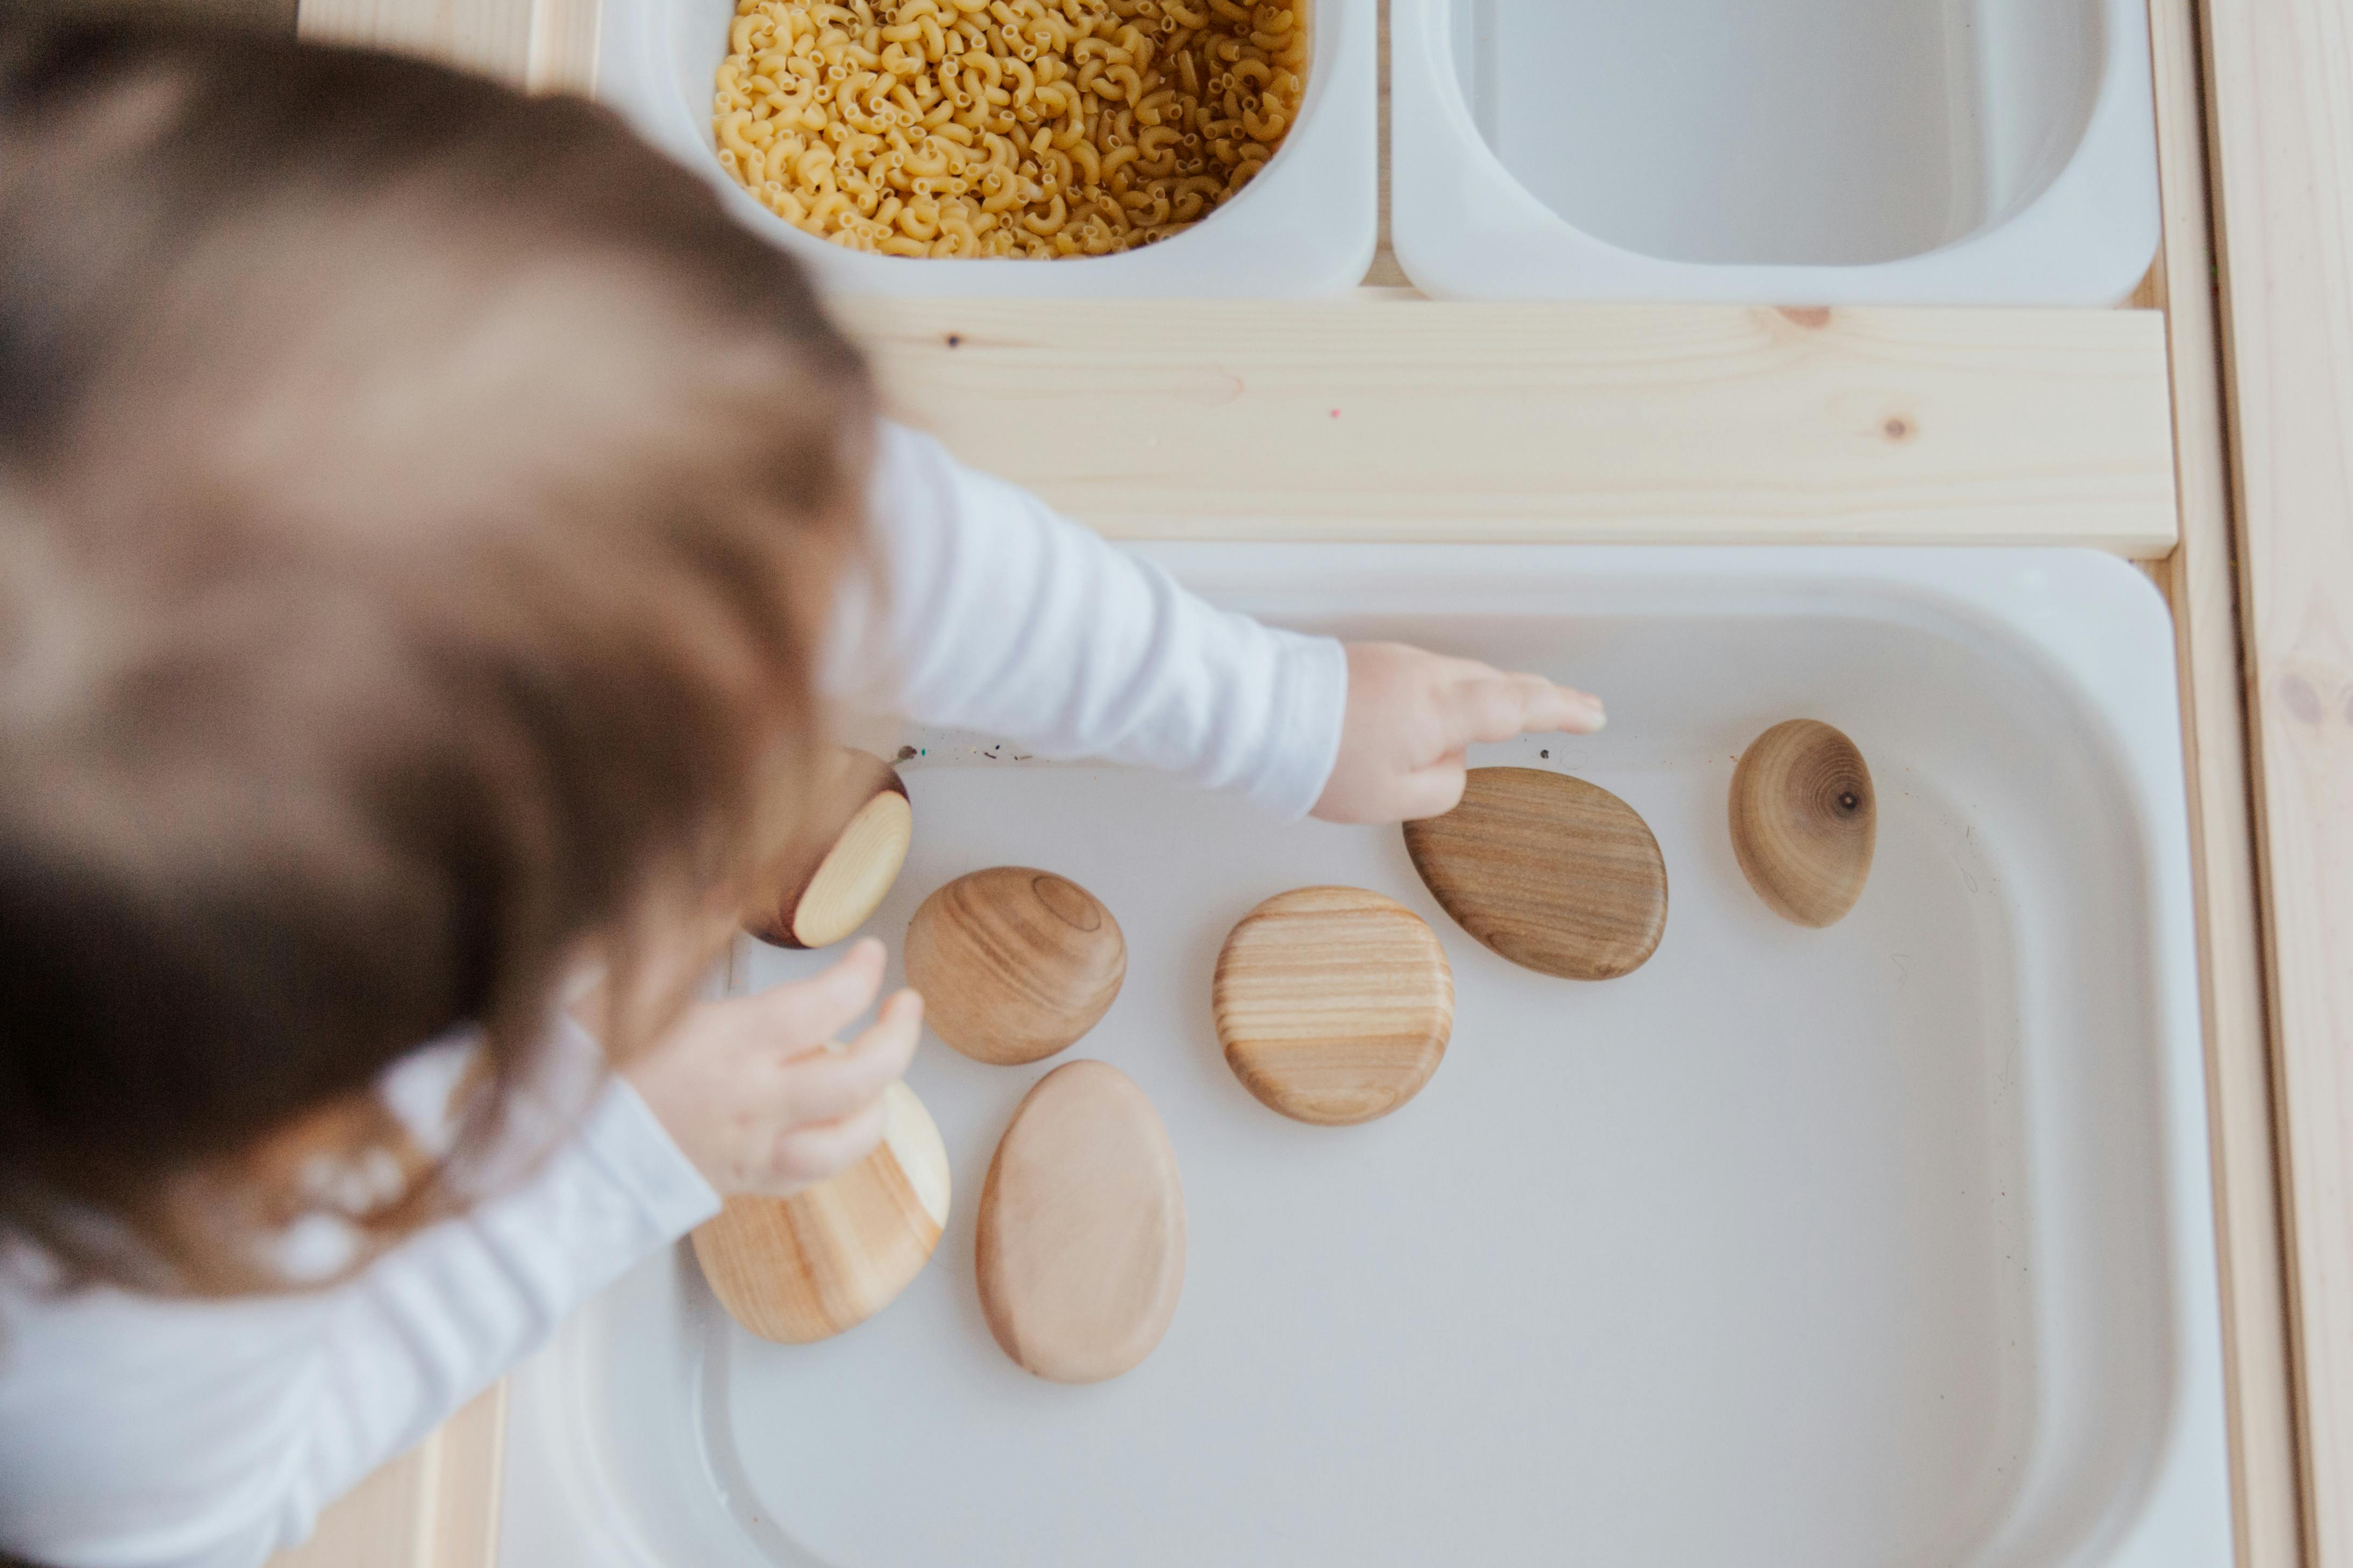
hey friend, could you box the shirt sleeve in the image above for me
[0,1062,718,1568]
[822,421,1350,820]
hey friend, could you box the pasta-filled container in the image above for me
[598,0,1376,295]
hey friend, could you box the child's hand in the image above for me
[623,939,923,1197]
[1312,642,1607,824]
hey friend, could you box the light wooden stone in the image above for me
[975,1061,1183,1384]
[1213,887,1453,1126]
[691,1082,950,1344]
[903,868,1125,1065]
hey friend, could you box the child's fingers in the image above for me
[1393,756,1470,820]
[1439,668,1606,751]
[763,1096,890,1190]
[757,937,887,1043]
[775,990,923,1123]
[1515,673,1606,735]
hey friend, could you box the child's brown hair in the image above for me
[0,21,875,1289]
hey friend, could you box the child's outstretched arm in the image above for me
[828,424,1603,825]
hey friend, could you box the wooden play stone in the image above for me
[1402,767,1668,980]
[745,749,911,949]
[1212,886,1453,1126]
[690,1080,950,1343]
[976,1060,1185,1384]
[1729,719,1876,927]
[903,867,1125,1065]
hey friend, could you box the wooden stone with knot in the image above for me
[1728,719,1877,927]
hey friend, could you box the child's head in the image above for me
[0,22,874,1287]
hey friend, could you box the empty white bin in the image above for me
[595,0,1378,296]
[1391,0,2159,303]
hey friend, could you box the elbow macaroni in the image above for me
[714,0,1307,257]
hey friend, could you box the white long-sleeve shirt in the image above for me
[0,424,1348,1568]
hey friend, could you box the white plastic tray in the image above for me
[594,0,1378,296]
[500,546,2227,1568]
[1391,0,2160,303]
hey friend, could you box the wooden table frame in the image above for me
[276,2,2343,1565]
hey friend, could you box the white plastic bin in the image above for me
[595,0,1378,296]
[1391,0,2159,303]
[497,546,2228,1568]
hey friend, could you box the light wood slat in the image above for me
[296,0,594,94]
[296,0,533,81]
[2204,1,2353,1565]
[1365,0,1409,289]
[423,1383,509,1568]
[263,1384,506,1568]
[837,299,2179,552]
[262,1442,430,1568]
[2148,0,2306,1563]
[524,0,599,93]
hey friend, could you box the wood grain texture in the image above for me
[1365,0,1409,289]
[976,1059,1184,1384]
[1728,720,1877,928]
[297,0,532,80]
[691,1081,950,1343]
[903,867,1125,1065]
[833,298,2179,553]
[264,1441,431,1568]
[296,0,593,90]
[2148,0,2305,1562]
[745,751,910,950]
[1403,768,1667,981]
[2206,0,2353,1562]
[420,1383,508,1568]
[523,0,599,91]
[1213,886,1453,1126]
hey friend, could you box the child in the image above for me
[0,22,1602,1568]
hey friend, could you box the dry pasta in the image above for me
[712,0,1308,257]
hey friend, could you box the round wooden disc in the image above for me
[1402,767,1668,980]
[1211,886,1453,1126]
[902,867,1125,1065]
[1729,719,1876,927]
[976,1060,1185,1384]
[690,1080,951,1344]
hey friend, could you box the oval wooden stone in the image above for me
[691,1080,950,1344]
[976,1059,1185,1384]
[1729,719,1877,927]
[903,868,1125,1065]
[1213,886,1454,1126]
[745,750,911,950]
[1402,767,1668,980]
